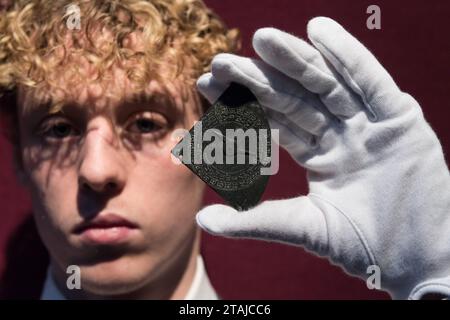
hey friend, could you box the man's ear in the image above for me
[12,142,29,186]
[1,89,29,186]
[15,168,29,186]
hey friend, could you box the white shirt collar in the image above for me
[41,255,218,300]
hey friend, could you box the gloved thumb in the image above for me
[196,196,329,255]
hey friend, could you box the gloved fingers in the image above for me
[205,53,333,135]
[252,27,363,119]
[307,17,407,121]
[265,108,317,160]
[197,73,319,162]
[196,196,329,254]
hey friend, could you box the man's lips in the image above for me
[73,213,139,245]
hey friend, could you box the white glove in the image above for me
[195,17,450,299]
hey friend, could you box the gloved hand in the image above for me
[195,17,450,299]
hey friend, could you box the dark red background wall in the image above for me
[1,0,449,299]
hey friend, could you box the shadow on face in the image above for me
[15,57,206,297]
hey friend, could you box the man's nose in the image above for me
[78,119,126,194]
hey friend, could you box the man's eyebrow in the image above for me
[21,98,88,125]
[21,97,53,116]
[25,101,76,115]
[123,91,171,106]
[22,90,184,119]
[118,91,182,115]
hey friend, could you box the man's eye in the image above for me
[134,118,158,133]
[40,121,79,140]
[126,115,165,135]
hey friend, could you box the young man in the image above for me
[1,0,449,300]
[0,0,239,299]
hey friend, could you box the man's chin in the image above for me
[80,275,147,297]
[74,255,158,297]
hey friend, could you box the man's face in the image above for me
[16,61,205,296]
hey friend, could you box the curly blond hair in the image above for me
[0,0,239,125]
